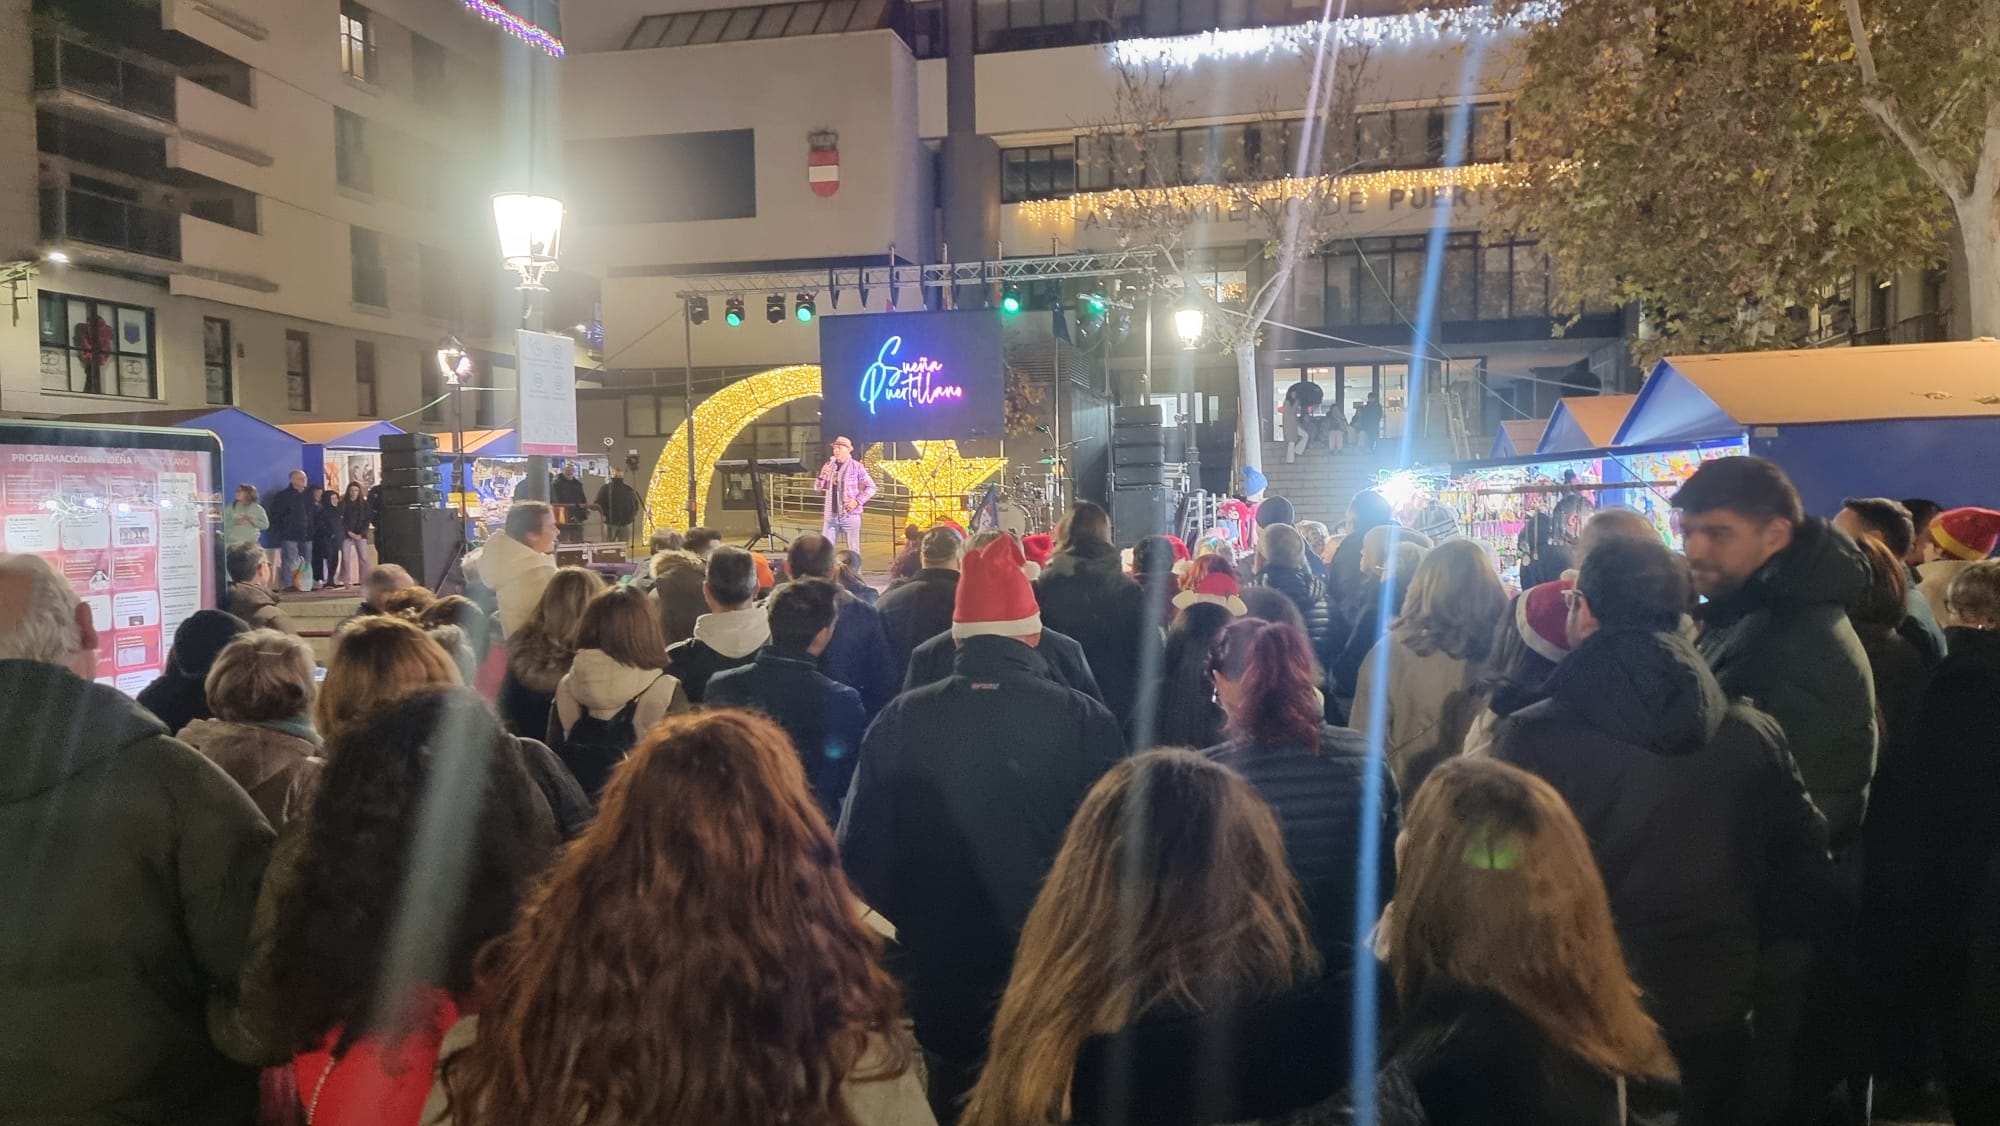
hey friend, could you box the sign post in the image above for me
[516,329,578,459]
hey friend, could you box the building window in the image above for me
[203,316,232,405]
[339,2,376,82]
[623,392,688,438]
[351,226,388,307]
[1001,144,1075,202]
[355,340,378,416]
[286,330,312,411]
[37,292,156,398]
[334,108,371,192]
[418,244,458,320]
[412,34,449,107]
[1320,235,1549,327]
[420,354,444,425]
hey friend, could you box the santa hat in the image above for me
[1931,507,2000,561]
[1166,536,1190,562]
[1515,578,1574,663]
[953,535,1043,640]
[1171,567,1248,617]
[1021,533,1055,567]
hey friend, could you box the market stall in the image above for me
[64,407,303,501]
[430,429,613,540]
[1489,418,1547,458]
[280,420,405,494]
[1535,393,1637,454]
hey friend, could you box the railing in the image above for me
[1850,312,1949,347]
[33,34,176,122]
[40,186,181,259]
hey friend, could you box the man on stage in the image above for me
[814,435,877,556]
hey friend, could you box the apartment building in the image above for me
[0,0,556,426]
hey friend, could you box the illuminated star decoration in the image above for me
[872,441,1010,529]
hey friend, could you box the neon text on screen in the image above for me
[857,336,967,416]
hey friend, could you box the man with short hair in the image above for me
[593,468,642,546]
[266,469,314,592]
[0,553,273,1124]
[1492,537,1836,1125]
[683,527,723,559]
[666,546,769,702]
[875,526,965,670]
[224,540,298,635]
[1835,497,1946,660]
[1673,457,1878,847]
[706,578,866,825]
[335,563,414,633]
[467,501,559,639]
[1575,506,1660,570]
[649,528,685,556]
[550,462,588,530]
[813,436,876,556]
[787,533,898,715]
[1902,498,1943,570]
[841,534,1124,1117]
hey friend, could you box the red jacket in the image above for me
[292,992,460,1126]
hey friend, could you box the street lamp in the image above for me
[436,334,473,530]
[1174,304,1206,350]
[492,191,564,503]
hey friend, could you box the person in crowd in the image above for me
[708,578,868,826]
[1155,592,1238,749]
[268,469,315,592]
[876,525,964,672]
[1917,506,2000,627]
[965,750,1352,1126]
[427,710,933,1126]
[225,540,299,635]
[177,628,323,827]
[1372,757,1681,1125]
[841,534,1125,1116]
[263,689,558,1126]
[814,435,878,555]
[1132,532,1181,625]
[1836,496,1947,661]
[754,550,778,599]
[1297,519,1332,581]
[836,548,878,605]
[1489,536,1835,1124]
[1576,507,1660,568]
[1240,584,1310,636]
[308,486,342,589]
[224,482,268,548]
[1205,617,1397,966]
[683,526,723,558]
[1254,493,1297,531]
[1458,579,1572,758]
[1673,456,1877,850]
[1517,495,1593,590]
[550,462,589,529]
[887,522,926,587]
[1283,374,1327,462]
[336,562,415,633]
[648,527,685,555]
[1252,522,1333,661]
[1847,535,1933,787]
[549,585,690,800]
[0,554,272,1126]
[592,467,641,545]
[1326,489,1396,639]
[649,547,708,647]
[499,566,603,741]
[903,594,1105,706]
[1035,500,1153,731]
[1351,392,1385,453]
[786,534,899,716]
[467,501,559,639]
[137,608,249,733]
[1903,497,1944,572]
[1351,539,1507,794]
[382,585,436,620]
[340,481,371,588]
[667,545,769,702]
[1328,526,1433,715]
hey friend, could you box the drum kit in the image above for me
[968,437,1091,535]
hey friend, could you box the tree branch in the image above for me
[1841,0,1973,201]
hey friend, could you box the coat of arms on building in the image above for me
[808,128,839,198]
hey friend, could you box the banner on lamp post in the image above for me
[515,329,578,456]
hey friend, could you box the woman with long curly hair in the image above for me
[1350,538,1507,794]
[315,616,462,741]
[1205,617,1398,970]
[1373,757,1678,1125]
[429,709,932,1126]
[963,749,1343,1126]
[263,688,559,1126]
[498,566,603,740]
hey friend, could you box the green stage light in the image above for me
[795,293,816,323]
[1001,288,1023,315]
[724,296,745,326]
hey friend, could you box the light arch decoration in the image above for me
[646,364,823,531]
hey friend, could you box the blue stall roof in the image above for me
[429,429,521,458]
[1490,418,1547,458]
[60,407,304,492]
[1536,394,1636,453]
[1615,340,2000,446]
[280,420,407,449]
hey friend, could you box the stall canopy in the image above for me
[281,420,406,488]
[1536,394,1637,454]
[1613,340,2000,514]
[429,429,520,457]
[1490,418,1548,458]
[62,407,303,497]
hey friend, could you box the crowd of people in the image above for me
[4,454,2000,1126]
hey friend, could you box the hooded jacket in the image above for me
[177,717,323,828]
[226,580,298,635]
[550,649,690,795]
[469,532,557,639]
[1035,538,1157,730]
[667,606,771,702]
[1491,628,1837,1029]
[903,624,1105,705]
[0,660,273,1125]
[1694,517,1878,847]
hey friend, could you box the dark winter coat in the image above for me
[136,610,251,735]
[1491,627,1838,1030]
[498,628,570,743]
[549,474,588,508]
[1206,725,1398,966]
[312,499,345,553]
[593,479,641,526]
[1694,517,1878,848]
[820,587,900,717]
[0,660,273,1126]
[875,567,960,671]
[1255,563,1334,659]
[839,636,1125,1059]
[1035,539,1156,729]
[342,494,370,537]
[903,625,1105,705]
[266,484,314,542]
[1855,621,1932,842]
[707,647,868,827]
[1326,518,1395,642]
[226,581,298,635]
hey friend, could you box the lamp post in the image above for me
[492,190,564,504]
[1174,304,1206,350]
[436,334,473,532]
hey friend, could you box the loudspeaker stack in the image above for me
[1109,404,1172,544]
[375,433,462,589]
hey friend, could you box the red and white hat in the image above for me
[1172,556,1248,616]
[1516,578,1574,663]
[1932,506,2000,562]
[953,535,1044,640]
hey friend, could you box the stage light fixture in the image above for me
[688,296,709,325]
[766,294,786,324]
[725,296,745,327]
[795,293,816,323]
[1001,287,1023,315]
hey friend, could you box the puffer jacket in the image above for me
[177,717,323,828]
[1036,539,1156,730]
[498,627,573,742]
[904,625,1105,705]
[1255,564,1334,658]
[1694,517,1878,847]
[226,581,298,636]
[1491,628,1838,1030]
[468,532,556,639]
[0,660,272,1125]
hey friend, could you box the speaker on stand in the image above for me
[1107,405,1173,544]
[375,433,464,591]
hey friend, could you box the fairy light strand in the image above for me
[459,0,565,57]
[1106,2,1555,68]
[1014,162,1519,226]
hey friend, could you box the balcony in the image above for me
[33,34,176,126]
[41,186,181,260]
[1851,311,1950,347]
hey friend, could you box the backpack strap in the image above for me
[616,673,667,717]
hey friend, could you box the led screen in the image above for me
[818,309,1006,444]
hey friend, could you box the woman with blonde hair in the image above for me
[499,566,603,741]
[178,628,323,825]
[314,616,461,741]
[1374,757,1678,1124]
[1350,539,1507,794]
[428,710,932,1126]
[965,750,1351,1126]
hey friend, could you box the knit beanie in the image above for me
[1932,507,2000,561]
